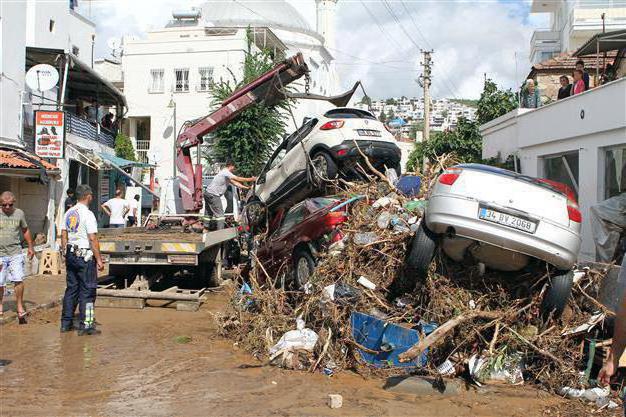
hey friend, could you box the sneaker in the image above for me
[60,325,74,333]
[77,327,101,336]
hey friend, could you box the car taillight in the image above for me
[537,178,581,223]
[324,211,347,226]
[337,149,348,157]
[438,168,462,186]
[320,120,344,130]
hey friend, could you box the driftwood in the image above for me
[398,310,503,363]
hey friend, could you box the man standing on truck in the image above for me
[204,161,256,229]
[61,185,104,335]
[101,189,129,228]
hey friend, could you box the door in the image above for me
[279,119,319,186]
[269,202,308,272]
[256,141,288,203]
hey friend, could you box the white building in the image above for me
[109,0,340,181]
[480,77,626,261]
[530,0,626,64]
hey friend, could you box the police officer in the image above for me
[60,185,104,335]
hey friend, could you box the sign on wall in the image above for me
[34,111,65,159]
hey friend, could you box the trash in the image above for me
[303,282,313,295]
[328,394,343,409]
[408,216,418,225]
[468,299,476,310]
[436,359,456,376]
[271,381,277,385]
[469,353,524,386]
[323,283,360,303]
[351,312,434,368]
[373,196,399,209]
[562,312,605,336]
[395,176,422,197]
[384,375,462,396]
[323,367,334,376]
[269,317,319,356]
[403,200,428,215]
[559,386,610,403]
[391,217,410,233]
[357,276,376,290]
[377,212,393,229]
[385,167,399,184]
[353,232,378,245]
[328,239,346,256]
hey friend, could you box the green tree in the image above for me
[387,109,395,120]
[114,133,136,161]
[379,110,387,123]
[205,31,291,177]
[406,79,517,170]
[360,95,372,106]
[385,98,397,105]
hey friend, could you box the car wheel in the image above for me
[540,270,574,319]
[293,248,315,289]
[390,220,437,297]
[245,200,266,228]
[197,262,220,288]
[311,152,338,184]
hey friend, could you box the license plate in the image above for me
[479,207,537,234]
[357,129,381,137]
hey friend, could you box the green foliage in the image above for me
[450,98,479,108]
[385,98,397,105]
[406,79,518,171]
[114,133,136,161]
[379,111,387,123]
[360,95,372,106]
[205,30,291,177]
[387,109,395,120]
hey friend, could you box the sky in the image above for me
[84,0,549,100]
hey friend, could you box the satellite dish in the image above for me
[25,64,59,92]
[107,37,122,57]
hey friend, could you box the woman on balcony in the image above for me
[521,79,541,109]
[571,70,586,96]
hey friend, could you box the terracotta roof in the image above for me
[0,148,58,171]
[531,51,617,72]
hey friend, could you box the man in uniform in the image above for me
[60,185,104,335]
[0,191,35,323]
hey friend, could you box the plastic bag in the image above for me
[590,193,626,262]
[269,317,319,356]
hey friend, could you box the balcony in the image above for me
[67,113,115,147]
[530,30,562,63]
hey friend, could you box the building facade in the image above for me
[530,0,626,64]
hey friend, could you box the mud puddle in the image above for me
[0,291,565,416]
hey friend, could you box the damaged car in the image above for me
[247,108,401,217]
[399,164,582,317]
[254,197,347,288]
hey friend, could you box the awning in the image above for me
[574,29,626,57]
[25,47,127,108]
[0,147,60,179]
[97,152,154,169]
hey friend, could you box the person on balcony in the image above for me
[521,79,541,109]
[572,70,586,95]
[575,60,590,90]
[101,113,114,130]
[557,75,571,100]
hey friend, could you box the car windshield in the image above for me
[323,108,376,120]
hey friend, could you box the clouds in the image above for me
[85,0,545,99]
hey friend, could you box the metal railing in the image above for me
[66,113,115,147]
[135,140,150,164]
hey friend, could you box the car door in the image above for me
[269,202,308,272]
[279,118,319,187]
[255,140,288,203]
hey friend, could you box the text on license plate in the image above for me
[479,208,537,234]
[356,129,381,137]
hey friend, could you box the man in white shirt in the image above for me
[101,189,129,228]
[126,194,140,227]
[60,184,104,335]
[204,161,255,229]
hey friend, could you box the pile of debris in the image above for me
[218,159,622,412]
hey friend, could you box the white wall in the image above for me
[0,1,26,147]
[480,78,626,261]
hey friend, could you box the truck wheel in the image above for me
[311,152,338,185]
[197,262,220,288]
[541,270,574,319]
[390,220,437,297]
[293,248,315,289]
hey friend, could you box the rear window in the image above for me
[323,108,376,120]
[309,197,339,210]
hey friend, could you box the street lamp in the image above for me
[168,97,177,177]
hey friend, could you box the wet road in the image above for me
[0,291,562,416]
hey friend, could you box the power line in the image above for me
[381,0,421,51]
[358,0,405,51]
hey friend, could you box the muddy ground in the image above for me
[0,289,589,416]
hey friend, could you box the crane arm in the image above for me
[175,53,309,212]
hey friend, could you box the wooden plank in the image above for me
[96,296,146,309]
[176,300,200,312]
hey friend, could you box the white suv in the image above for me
[248,108,401,211]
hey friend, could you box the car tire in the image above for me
[391,220,437,296]
[540,270,574,319]
[311,151,338,185]
[293,248,315,289]
[245,199,266,228]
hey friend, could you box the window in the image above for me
[286,118,318,151]
[604,146,626,199]
[270,149,287,169]
[543,152,580,197]
[49,19,55,33]
[278,203,307,235]
[197,67,213,91]
[149,69,164,93]
[174,68,189,92]
[71,46,79,56]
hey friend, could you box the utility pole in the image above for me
[419,50,433,173]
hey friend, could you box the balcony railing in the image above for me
[66,112,115,147]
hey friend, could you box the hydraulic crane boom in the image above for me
[175,53,309,212]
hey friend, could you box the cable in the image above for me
[358,0,405,51]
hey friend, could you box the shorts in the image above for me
[0,253,26,286]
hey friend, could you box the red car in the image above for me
[255,197,347,288]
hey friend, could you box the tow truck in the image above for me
[96,53,358,310]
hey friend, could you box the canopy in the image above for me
[97,152,153,169]
[574,29,626,57]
